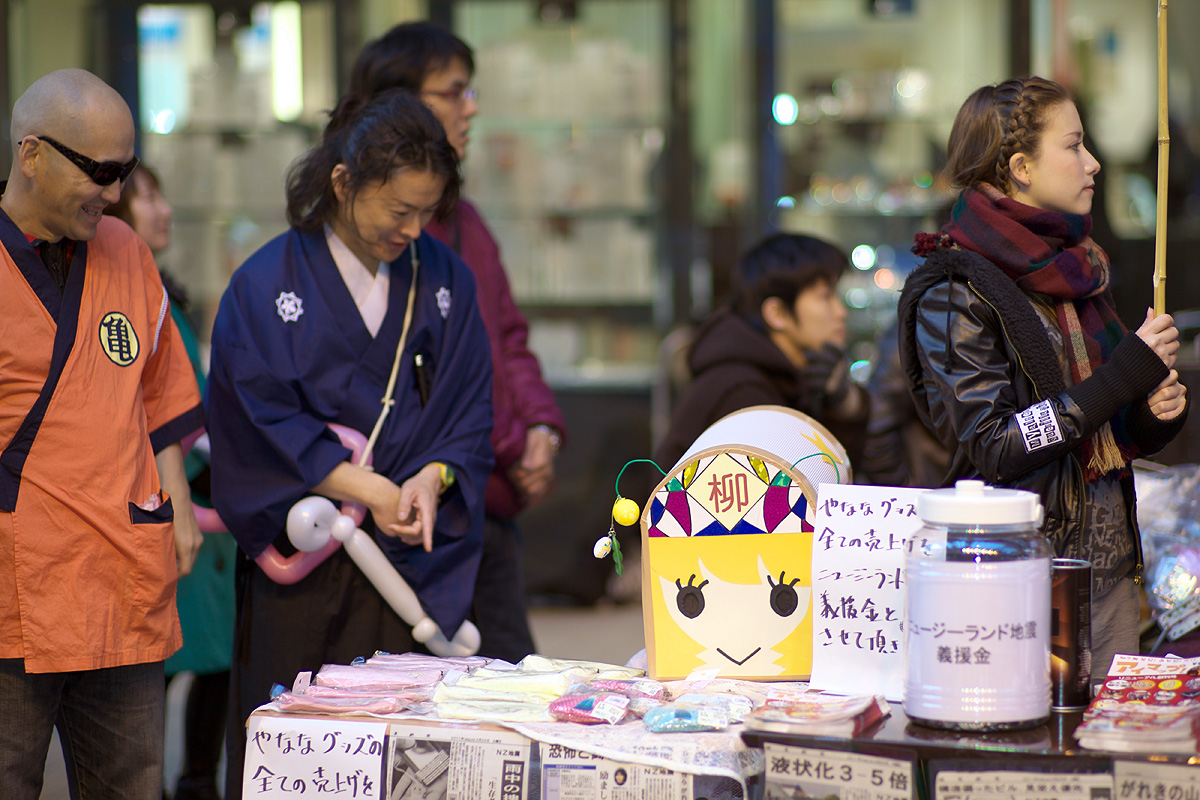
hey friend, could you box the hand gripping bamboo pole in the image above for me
[1154,0,1169,315]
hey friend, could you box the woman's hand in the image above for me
[1137,308,1180,369]
[385,464,443,552]
[315,461,438,551]
[1148,369,1188,421]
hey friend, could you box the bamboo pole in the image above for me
[1153,0,1169,316]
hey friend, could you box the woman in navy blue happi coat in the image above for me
[207,90,493,798]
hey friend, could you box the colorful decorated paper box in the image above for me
[641,405,852,681]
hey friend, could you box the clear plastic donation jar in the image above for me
[904,479,1052,731]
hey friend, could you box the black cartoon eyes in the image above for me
[675,575,708,619]
[768,572,801,617]
[674,571,803,619]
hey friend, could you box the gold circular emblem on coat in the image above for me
[98,311,139,367]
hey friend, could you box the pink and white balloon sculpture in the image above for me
[184,424,480,657]
[286,496,480,657]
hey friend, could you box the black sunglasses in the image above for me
[34,135,139,186]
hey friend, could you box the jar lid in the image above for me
[917,479,1043,527]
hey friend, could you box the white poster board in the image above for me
[244,713,388,798]
[808,483,928,701]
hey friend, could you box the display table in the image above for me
[243,706,756,800]
[741,702,1199,800]
[242,699,1199,800]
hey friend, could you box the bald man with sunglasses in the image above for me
[0,68,203,798]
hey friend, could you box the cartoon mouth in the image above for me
[717,647,761,665]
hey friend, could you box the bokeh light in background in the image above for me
[772,93,799,126]
[851,244,876,271]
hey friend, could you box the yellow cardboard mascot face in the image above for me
[641,406,851,680]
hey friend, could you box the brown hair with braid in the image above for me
[944,76,1073,194]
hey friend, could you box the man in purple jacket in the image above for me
[349,21,566,662]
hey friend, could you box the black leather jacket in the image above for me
[897,248,1187,575]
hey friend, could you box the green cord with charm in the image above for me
[595,458,666,577]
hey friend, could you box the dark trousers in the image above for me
[168,669,229,800]
[0,659,165,800]
[472,515,537,663]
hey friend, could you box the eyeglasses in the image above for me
[30,135,139,186]
[421,86,478,105]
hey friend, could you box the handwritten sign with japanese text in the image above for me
[243,713,387,798]
[808,483,928,701]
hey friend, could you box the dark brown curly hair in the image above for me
[944,76,1074,194]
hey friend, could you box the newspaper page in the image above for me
[504,717,761,793]
[387,722,532,800]
[541,743,692,800]
[933,769,1114,800]
[1113,760,1200,800]
[762,742,915,800]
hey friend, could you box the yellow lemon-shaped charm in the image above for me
[612,497,640,527]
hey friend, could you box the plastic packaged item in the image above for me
[642,703,729,733]
[314,663,444,690]
[905,480,1052,731]
[550,692,631,724]
[671,692,754,722]
[590,678,665,699]
[273,692,411,715]
[626,696,664,718]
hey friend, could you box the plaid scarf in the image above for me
[912,184,1133,480]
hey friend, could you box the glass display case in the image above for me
[135,2,336,341]
[447,0,668,389]
[771,0,1008,365]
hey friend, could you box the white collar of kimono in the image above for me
[325,224,390,337]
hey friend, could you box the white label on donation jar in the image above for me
[905,557,1050,724]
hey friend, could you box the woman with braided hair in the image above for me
[897,76,1188,680]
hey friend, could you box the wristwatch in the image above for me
[530,424,562,456]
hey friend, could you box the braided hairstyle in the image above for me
[944,76,1073,194]
[286,88,460,231]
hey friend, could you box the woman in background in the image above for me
[106,167,234,800]
[349,21,566,658]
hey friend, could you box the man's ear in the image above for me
[1008,151,1031,189]
[761,296,791,332]
[17,137,40,179]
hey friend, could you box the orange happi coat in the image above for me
[0,214,203,673]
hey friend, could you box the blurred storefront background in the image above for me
[6,0,1200,601]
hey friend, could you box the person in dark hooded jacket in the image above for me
[655,233,868,471]
[897,76,1188,680]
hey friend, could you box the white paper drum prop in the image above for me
[640,405,852,680]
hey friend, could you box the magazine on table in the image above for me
[743,690,890,737]
[1074,653,1200,753]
